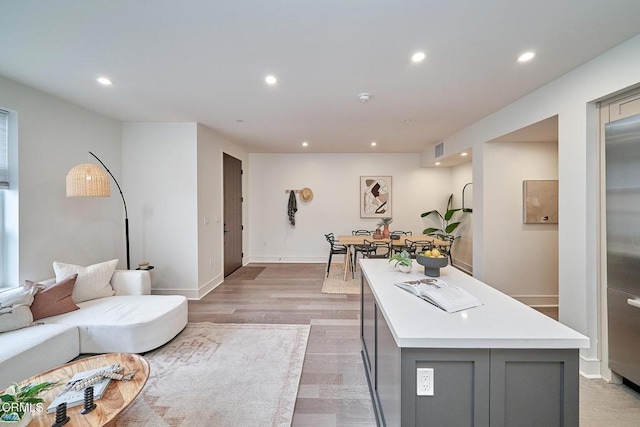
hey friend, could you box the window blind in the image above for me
[0,109,8,189]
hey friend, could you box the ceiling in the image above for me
[1,1,639,154]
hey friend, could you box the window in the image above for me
[0,109,8,284]
[0,109,7,189]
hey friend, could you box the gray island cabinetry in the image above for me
[359,259,589,427]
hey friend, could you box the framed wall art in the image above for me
[360,176,392,218]
[523,180,558,224]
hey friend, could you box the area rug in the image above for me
[119,322,309,426]
[321,266,361,294]
[226,266,266,280]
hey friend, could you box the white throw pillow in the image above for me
[53,259,118,303]
[0,286,36,333]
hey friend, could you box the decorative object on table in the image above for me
[46,364,134,413]
[287,189,297,226]
[389,250,413,273]
[0,380,58,426]
[377,217,392,238]
[66,151,131,270]
[80,386,96,415]
[372,228,383,239]
[522,180,558,224]
[360,176,392,218]
[416,251,449,277]
[52,402,69,427]
[136,261,154,271]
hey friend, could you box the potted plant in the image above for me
[0,381,58,426]
[389,250,412,273]
[377,217,393,238]
[420,194,464,242]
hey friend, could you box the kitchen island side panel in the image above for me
[489,349,579,427]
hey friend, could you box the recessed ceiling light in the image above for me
[371,142,377,147]
[265,75,277,85]
[411,51,426,63]
[236,119,244,123]
[302,141,308,147]
[435,162,441,166]
[403,119,412,124]
[461,152,468,156]
[96,77,113,86]
[517,51,535,63]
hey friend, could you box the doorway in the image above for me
[223,153,243,276]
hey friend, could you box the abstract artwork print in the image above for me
[360,176,392,218]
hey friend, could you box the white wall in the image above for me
[0,75,123,284]
[196,124,248,295]
[122,123,199,295]
[420,34,640,377]
[450,162,473,272]
[483,141,558,306]
[122,122,248,299]
[248,153,452,262]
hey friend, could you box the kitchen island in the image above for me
[359,259,589,427]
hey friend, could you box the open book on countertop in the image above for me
[395,278,482,313]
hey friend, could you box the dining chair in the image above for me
[407,240,434,258]
[436,235,456,264]
[390,230,412,254]
[352,230,373,271]
[324,233,349,277]
[363,239,392,259]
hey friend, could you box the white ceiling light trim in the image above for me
[517,51,536,63]
[265,75,277,85]
[96,77,113,86]
[411,51,426,63]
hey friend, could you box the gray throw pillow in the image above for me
[0,286,36,333]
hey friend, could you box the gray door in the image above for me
[223,153,243,276]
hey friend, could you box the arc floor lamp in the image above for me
[66,151,130,270]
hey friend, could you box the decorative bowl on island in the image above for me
[416,253,448,277]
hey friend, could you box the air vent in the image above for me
[434,142,444,158]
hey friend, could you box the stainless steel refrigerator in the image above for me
[606,113,640,386]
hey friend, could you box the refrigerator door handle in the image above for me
[627,298,640,309]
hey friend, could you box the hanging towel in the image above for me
[288,190,298,226]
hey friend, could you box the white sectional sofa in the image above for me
[0,270,187,389]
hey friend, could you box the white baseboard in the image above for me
[248,256,328,263]
[580,354,602,378]
[510,294,558,307]
[151,273,224,300]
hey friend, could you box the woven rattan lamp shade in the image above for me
[66,163,111,197]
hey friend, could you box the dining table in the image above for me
[336,234,451,281]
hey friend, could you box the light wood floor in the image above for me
[188,263,640,427]
[188,263,376,426]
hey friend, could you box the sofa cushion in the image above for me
[0,323,79,389]
[24,274,79,321]
[53,259,118,303]
[42,295,188,354]
[0,286,35,333]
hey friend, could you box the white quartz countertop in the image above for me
[360,259,590,349]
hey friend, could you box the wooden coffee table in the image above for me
[18,353,149,427]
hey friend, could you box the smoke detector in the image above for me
[359,93,371,103]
